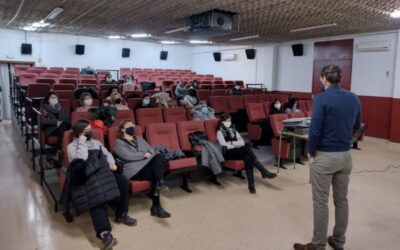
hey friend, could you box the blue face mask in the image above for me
[201,107,209,114]
[143,98,150,106]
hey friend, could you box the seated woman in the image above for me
[229,82,242,95]
[114,120,171,218]
[270,99,284,114]
[66,120,136,249]
[191,101,215,121]
[175,81,188,100]
[110,92,129,111]
[152,92,177,109]
[122,75,135,94]
[76,92,96,112]
[217,113,277,194]
[284,98,301,113]
[101,73,117,84]
[187,80,199,98]
[40,91,71,150]
[106,86,121,102]
[136,94,153,109]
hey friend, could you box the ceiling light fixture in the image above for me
[290,23,337,32]
[131,33,152,38]
[161,41,179,44]
[230,35,259,42]
[189,40,213,44]
[390,10,400,18]
[45,7,64,20]
[22,26,38,31]
[31,21,50,28]
[108,35,124,39]
[165,26,190,34]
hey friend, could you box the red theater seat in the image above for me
[197,90,211,103]
[146,123,196,192]
[246,103,267,141]
[176,120,205,152]
[243,95,258,106]
[270,114,291,160]
[288,112,305,119]
[113,110,135,127]
[19,73,39,85]
[257,94,270,103]
[211,89,226,96]
[135,108,163,132]
[227,96,244,113]
[53,84,75,91]
[71,111,93,124]
[210,96,229,113]
[163,107,188,123]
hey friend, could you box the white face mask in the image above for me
[235,85,240,90]
[49,98,58,106]
[84,99,93,106]
[126,79,133,84]
[274,103,281,110]
[293,103,298,109]
[223,121,231,128]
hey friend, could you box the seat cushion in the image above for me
[271,138,291,159]
[129,180,152,193]
[166,157,197,171]
[223,160,245,171]
[46,136,58,146]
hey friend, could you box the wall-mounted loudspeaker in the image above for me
[160,51,168,60]
[291,43,303,56]
[75,44,85,55]
[122,48,130,58]
[21,43,32,55]
[245,49,256,59]
[213,52,221,62]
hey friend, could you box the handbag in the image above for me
[188,131,207,147]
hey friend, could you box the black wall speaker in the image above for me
[245,49,256,59]
[122,48,130,58]
[21,43,32,55]
[291,44,304,56]
[160,51,168,60]
[75,44,85,55]
[213,52,221,62]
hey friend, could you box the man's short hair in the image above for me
[320,65,342,85]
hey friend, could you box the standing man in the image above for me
[294,65,361,250]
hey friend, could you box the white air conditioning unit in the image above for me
[357,41,391,52]
[222,53,238,61]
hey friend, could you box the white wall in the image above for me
[0,28,192,71]
[275,31,398,97]
[191,45,276,89]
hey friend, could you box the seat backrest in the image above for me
[124,90,143,99]
[62,128,104,166]
[304,110,312,117]
[79,74,96,79]
[212,84,225,90]
[100,84,118,93]
[72,99,99,111]
[71,111,93,124]
[59,78,78,86]
[177,120,205,151]
[269,113,289,137]
[256,94,270,103]
[211,89,226,96]
[297,100,308,111]
[146,123,180,151]
[213,80,224,85]
[53,84,75,91]
[60,74,78,79]
[79,79,98,85]
[306,100,313,111]
[107,125,143,153]
[227,95,244,112]
[36,78,57,86]
[115,110,135,124]
[27,83,51,98]
[246,103,266,122]
[197,89,211,102]
[54,90,74,102]
[40,73,59,79]
[163,107,188,123]
[243,95,258,106]
[262,102,271,116]
[288,112,305,119]
[210,96,228,113]
[135,108,163,130]
[19,73,39,84]
[204,119,220,143]
[127,98,140,110]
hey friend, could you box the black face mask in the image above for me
[84,131,92,141]
[115,98,122,104]
[126,126,135,136]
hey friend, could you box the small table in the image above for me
[277,128,309,173]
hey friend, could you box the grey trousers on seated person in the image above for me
[310,151,352,250]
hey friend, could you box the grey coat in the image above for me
[200,141,225,175]
[40,103,70,136]
[114,137,155,180]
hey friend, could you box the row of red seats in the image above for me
[60,119,245,193]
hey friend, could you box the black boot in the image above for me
[233,171,245,179]
[245,168,256,194]
[209,175,221,186]
[151,195,171,218]
[153,179,165,196]
[254,160,277,179]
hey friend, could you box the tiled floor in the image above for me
[1,120,400,250]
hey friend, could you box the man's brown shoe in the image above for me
[293,242,316,250]
[328,236,344,250]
